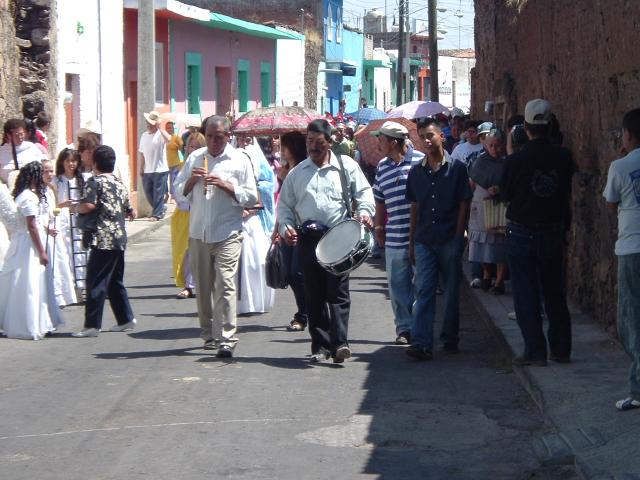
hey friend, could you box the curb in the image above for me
[127,215,172,245]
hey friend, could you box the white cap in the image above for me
[370,121,409,139]
[524,99,551,125]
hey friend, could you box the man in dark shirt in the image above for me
[500,99,574,366]
[405,118,472,360]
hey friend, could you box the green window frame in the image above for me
[237,59,250,113]
[260,61,271,107]
[185,52,202,114]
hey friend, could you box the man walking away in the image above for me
[500,99,575,367]
[603,108,640,411]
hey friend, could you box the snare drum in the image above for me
[315,219,373,276]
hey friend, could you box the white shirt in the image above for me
[174,144,258,244]
[451,141,484,168]
[0,141,46,183]
[603,147,640,256]
[277,151,375,236]
[138,130,168,174]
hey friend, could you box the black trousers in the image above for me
[298,234,350,355]
[84,249,134,329]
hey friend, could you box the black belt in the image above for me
[507,221,562,231]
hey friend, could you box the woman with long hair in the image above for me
[52,148,86,296]
[0,161,63,339]
[277,132,309,331]
[171,132,205,299]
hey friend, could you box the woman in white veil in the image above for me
[235,136,276,314]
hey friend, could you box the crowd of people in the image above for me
[0,100,638,412]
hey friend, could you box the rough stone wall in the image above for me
[0,0,22,128]
[184,0,323,109]
[472,0,640,328]
[14,0,57,153]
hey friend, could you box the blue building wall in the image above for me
[323,0,343,115]
[341,28,363,113]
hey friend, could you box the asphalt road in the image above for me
[0,224,578,480]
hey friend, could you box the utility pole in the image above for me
[396,0,404,106]
[404,0,410,102]
[428,0,439,101]
[137,0,155,215]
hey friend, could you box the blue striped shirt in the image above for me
[373,148,425,249]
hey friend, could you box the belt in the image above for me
[507,221,562,231]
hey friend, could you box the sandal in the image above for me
[287,319,306,331]
[616,397,640,411]
[176,288,193,299]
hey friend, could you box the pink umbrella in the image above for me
[231,106,324,136]
[387,101,450,120]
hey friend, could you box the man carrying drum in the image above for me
[277,119,375,364]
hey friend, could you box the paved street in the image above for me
[0,225,578,480]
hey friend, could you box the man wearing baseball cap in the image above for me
[500,98,575,366]
[371,121,424,345]
[139,110,171,220]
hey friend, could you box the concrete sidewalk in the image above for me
[462,264,640,479]
[126,202,176,245]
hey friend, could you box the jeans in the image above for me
[412,236,464,350]
[282,243,308,325]
[618,253,640,399]
[506,223,571,361]
[84,249,134,329]
[385,247,414,335]
[298,233,350,355]
[142,171,169,219]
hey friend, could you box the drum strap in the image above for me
[335,154,353,218]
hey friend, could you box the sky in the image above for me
[341,0,475,51]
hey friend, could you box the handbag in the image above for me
[265,240,290,289]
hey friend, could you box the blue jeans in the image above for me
[506,223,571,361]
[618,253,640,399]
[142,171,169,219]
[385,247,414,335]
[412,236,464,350]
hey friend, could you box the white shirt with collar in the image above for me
[174,143,258,244]
[277,150,375,236]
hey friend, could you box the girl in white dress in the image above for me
[52,149,87,295]
[0,161,63,339]
[42,158,77,306]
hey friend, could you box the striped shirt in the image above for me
[373,148,425,249]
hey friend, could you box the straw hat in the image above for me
[76,119,103,138]
[143,111,161,125]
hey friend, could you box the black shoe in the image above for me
[216,344,233,358]
[549,354,571,363]
[481,278,492,291]
[512,355,547,367]
[406,345,433,361]
[443,344,459,354]
[394,331,410,345]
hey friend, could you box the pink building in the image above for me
[123,2,299,181]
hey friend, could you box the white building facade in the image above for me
[56,0,128,183]
[275,27,305,107]
[437,51,475,112]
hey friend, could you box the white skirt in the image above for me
[236,214,275,314]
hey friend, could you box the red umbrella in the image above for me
[354,118,427,167]
[231,106,324,136]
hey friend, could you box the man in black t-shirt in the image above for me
[500,99,574,367]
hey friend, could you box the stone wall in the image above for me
[472,0,640,327]
[0,0,22,128]
[185,0,323,109]
[14,0,57,153]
